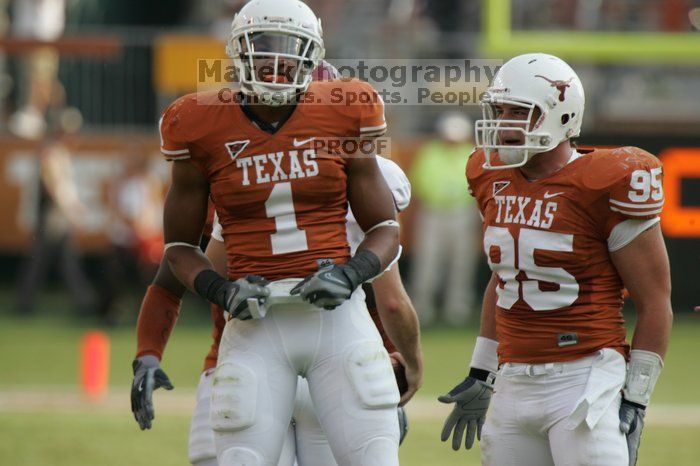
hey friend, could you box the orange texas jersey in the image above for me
[467,146,664,364]
[159,79,387,281]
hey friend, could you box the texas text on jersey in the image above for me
[203,155,411,371]
[467,145,664,364]
[159,78,386,281]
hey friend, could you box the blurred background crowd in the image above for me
[1,0,699,327]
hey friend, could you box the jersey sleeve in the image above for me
[603,148,664,237]
[607,217,660,252]
[607,148,664,220]
[465,148,486,214]
[356,81,387,138]
[377,156,411,212]
[158,97,192,161]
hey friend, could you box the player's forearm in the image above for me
[134,257,190,360]
[356,226,400,271]
[165,246,216,293]
[382,312,422,370]
[623,298,671,408]
[372,267,422,369]
[631,299,673,359]
[135,284,182,360]
[376,297,422,368]
[153,255,188,297]
[479,274,498,341]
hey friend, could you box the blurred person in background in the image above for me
[16,106,96,316]
[409,111,478,326]
[99,151,164,325]
[8,0,66,140]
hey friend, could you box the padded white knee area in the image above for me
[345,342,400,409]
[189,373,217,463]
[361,437,399,466]
[191,458,218,466]
[189,407,217,463]
[211,362,258,432]
[219,447,263,466]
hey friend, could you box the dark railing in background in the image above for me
[58,29,158,129]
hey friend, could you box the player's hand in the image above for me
[390,351,422,406]
[398,405,409,445]
[619,398,646,466]
[219,275,270,320]
[290,265,354,310]
[131,355,174,430]
[438,375,494,450]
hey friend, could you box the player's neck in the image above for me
[519,141,573,181]
[240,93,298,133]
[244,101,296,125]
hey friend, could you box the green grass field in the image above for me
[1,306,698,465]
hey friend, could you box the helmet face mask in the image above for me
[477,97,551,169]
[475,53,585,170]
[227,0,325,106]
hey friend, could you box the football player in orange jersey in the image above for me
[130,153,419,466]
[131,59,419,466]
[439,53,672,466]
[154,0,420,464]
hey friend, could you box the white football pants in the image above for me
[188,373,335,466]
[211,285,400,466]
[481,348,628,466]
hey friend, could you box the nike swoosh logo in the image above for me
[543,191,564,199]
[138,381,144,392]
[293,137,316,147]
[323,273,347,286]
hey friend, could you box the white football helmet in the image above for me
[475,53,585,170]
[227,0,325,106]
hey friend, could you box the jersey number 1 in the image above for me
[265,182,308,254]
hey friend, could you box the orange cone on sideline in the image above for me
[80,331,110,401]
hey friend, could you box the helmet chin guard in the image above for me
[475,53,585,170]
[227,0,325,106]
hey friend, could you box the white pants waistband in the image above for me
[500,353,601,377]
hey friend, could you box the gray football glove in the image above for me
[131,355,174,430]
[398,406,409,445]
[290,265,355,310]
[221,275,271,320]
[619,398,646,466]
[438,375,494,450]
